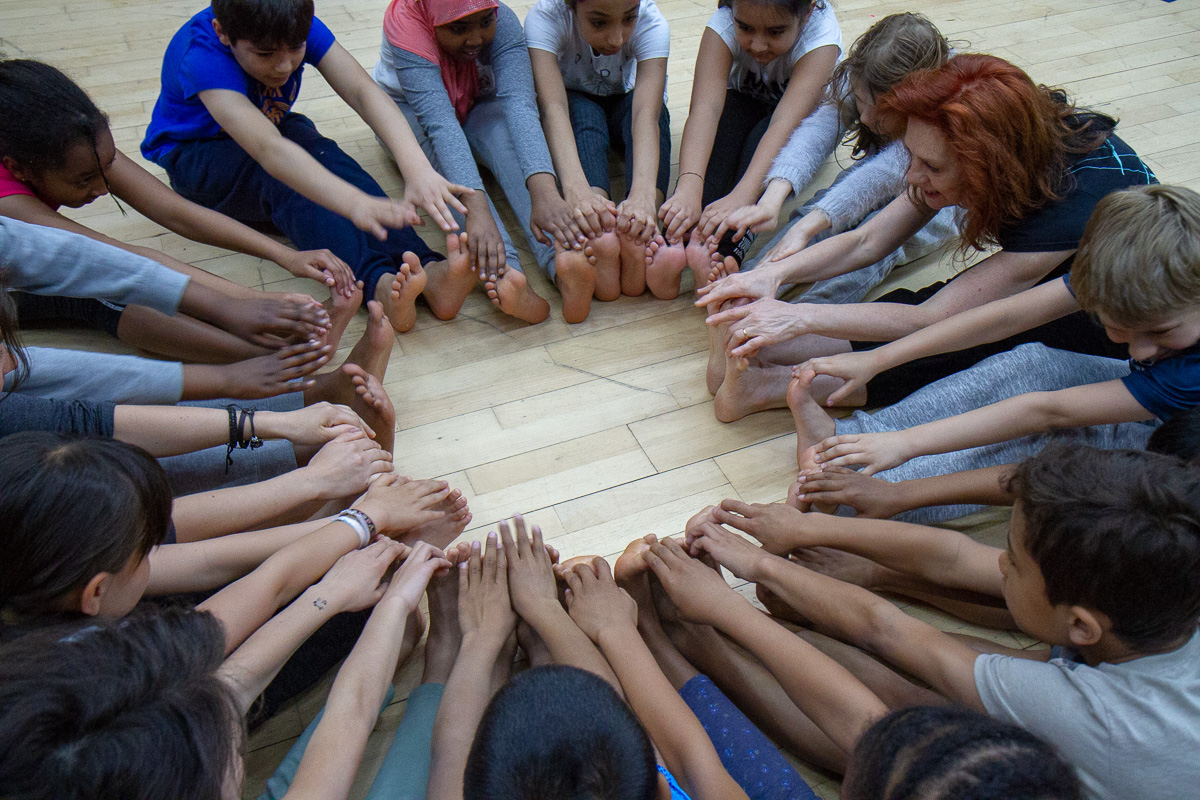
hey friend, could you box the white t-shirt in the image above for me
[974,630,1200,800]
[525,0,670,96]
[707,3,841,103]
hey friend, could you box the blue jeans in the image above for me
[259,682,445,800]
[566,89,671,200]
[159,113,439,301]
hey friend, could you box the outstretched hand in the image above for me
[500,514,561,626]
[270,401,373,445]
[354,474,451,535]
[709,298,809,358]
[384,539,453,610]
[314,538,409,613]
[562,557,638,642]
[796,351,882,407]
[403,169,473,233]
[708,499,808,557]
[643,537,745,628]
[713,201,779,243]
[222,294,330,346]
[458,532,517,639]
[694,268,780,311]
[813,431,915,476]
[683,521,773,583]
[278,248,357,297]
[350,195,425,241]
[304,431,393,500]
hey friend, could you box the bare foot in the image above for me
[349,367,396,454]
[422,233,477,321]
[790,546,891,592]
[344,299,395,382]
[376,254,429,334]
[618,232,647,297]
[322,280,363,353]
[685,234,718,290]
[403,489,472,549]
[787,369,837,471]
[554,245,597,324]
[710,254,739,283]
[556,554,604,577]
[220,340,333,399]
[423,545,468,683]
[706,324,729,395]
[754,583,812,626]
[590,230,622,302]
[645,235,688,300]
[613,535,655,585]
[712,353,793,422]
[487,269,550,324]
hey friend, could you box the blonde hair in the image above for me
[828,13,951,158]
[1072,185,1200,326]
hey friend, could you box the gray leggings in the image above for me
[836,343,1158,523]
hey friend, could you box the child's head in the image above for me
[210,0,314,88]
[1070,185,1200,360]
[464,665,661,800]
[877,54,1112,251]
[433,0,500,63]
[1004,444,1200,653]
[0,608,243,800]
[717,0,822,65]
[567,0,641,58]
[0,59,113,209]
[1147,406,1200,465]
[828,13,950,157]
[0,432,171,623]
[842,705,1082,800]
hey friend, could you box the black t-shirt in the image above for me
[997,131,1158,253]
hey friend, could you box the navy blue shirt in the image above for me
[142,7,336,163]
[997,133,1157,253]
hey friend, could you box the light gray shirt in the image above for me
[0,216,189,313]
[975,629,1200,800]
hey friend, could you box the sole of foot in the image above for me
[555,247,597,324]
[686,237,718,290]
[787,369,836,470]
[484,268,550,324]
[423,232,477,321]
[590,231,622,302]
[618,233,648,296]
[706,324,730,396]
[712,354,792,422]
[646,236,688,300]
[376,254,428,333]
[322,280,363,353]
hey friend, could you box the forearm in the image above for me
[716,599,887,754]
[542,101,593,192]
[814,142,909,232]
[112,406,304,457]
[677,102,722,179]
[146,519,326,594]
[598,627,745,798]
[199,522,361,653]
[901,394,1071,460]
[255,136,366,219]
[628,102,662,199]
[730,118,798,201]
[426,630,509,800]
[286,595,416,800]
[793,514,1003,594]
[757,179,793,217]
[171,474,329,543]
[524,606,622,690]
[218,583,347,711]
[892,465,1017,512]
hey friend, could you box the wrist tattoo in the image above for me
[313,597,328,611]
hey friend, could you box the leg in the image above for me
[7,346,184,404]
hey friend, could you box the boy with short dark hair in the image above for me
[791,184,1200,476]
[142,0,550,329]
[684,444,1200,800]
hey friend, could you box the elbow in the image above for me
[1026,393,1072,431]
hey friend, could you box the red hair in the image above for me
[877,53,1112,251]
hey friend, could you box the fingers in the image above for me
[705,303,751,328]
[445,184,472,216]
[499,519,517,559]
[824,379,861,407]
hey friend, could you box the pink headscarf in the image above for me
[384,0,499,123]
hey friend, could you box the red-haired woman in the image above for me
[697,53,1157,422]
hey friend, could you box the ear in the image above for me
[212,18,232,47]
[79,572,113,617]
[1,155,32,183]
[1064,605,1107,648]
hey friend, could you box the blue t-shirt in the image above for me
[1063,275,1199,420]
[657,765,693,800]
[1122,345,1200,420]
[141,7,336,163]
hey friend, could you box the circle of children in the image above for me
[0,0,1197,796]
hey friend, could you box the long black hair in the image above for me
[0,59,108,176]
[0,432,172,622]
[0,607,242,800]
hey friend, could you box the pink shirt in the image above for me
[0,162,57,210]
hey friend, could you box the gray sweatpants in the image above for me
[835,343,1158,523]
[7,346,184,404]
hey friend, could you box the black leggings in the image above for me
[702,89,775,261]
[11,291,124,338]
